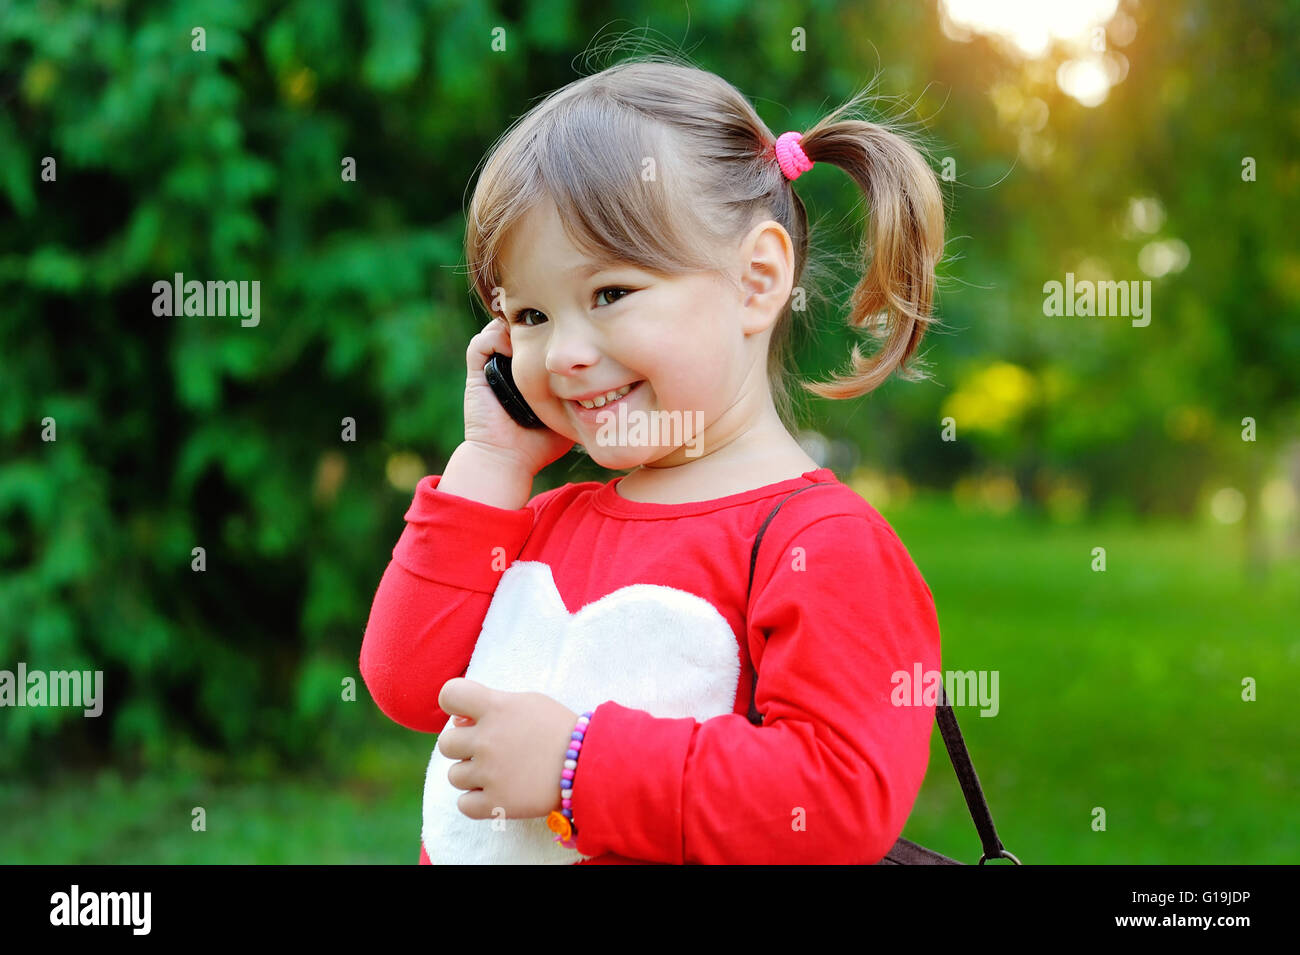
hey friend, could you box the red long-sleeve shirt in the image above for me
[360,467,941,864]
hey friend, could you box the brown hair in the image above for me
[464,52,945,430]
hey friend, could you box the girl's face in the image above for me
[496,198,790,472]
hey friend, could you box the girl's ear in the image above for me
[737,219,795,335]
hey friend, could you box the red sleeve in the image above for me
[359,474,560,733]
[569,513,942,864]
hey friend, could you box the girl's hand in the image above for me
[437,678,582,821]
[464,318,573,477]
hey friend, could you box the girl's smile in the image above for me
[567,380,645,425]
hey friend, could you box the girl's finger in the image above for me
[467,318,511,370]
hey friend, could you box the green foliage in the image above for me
[0,0,484,770]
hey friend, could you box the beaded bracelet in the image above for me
[546,710,593,849]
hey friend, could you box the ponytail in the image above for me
[796,103,945,399]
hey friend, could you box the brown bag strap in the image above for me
[877,837,962,865]
[746,483,1020,864]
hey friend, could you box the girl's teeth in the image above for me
[578,383,633,409]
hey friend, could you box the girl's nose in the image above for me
[544,322,601,376]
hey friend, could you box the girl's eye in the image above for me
[510,288,633,326]
[595,287,632,307]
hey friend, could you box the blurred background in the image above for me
[1,0,1296,863]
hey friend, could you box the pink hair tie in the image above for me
[774,131,814,181]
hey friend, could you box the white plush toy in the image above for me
[422,560,741,864]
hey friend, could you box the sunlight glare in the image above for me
[941,0,1120,56]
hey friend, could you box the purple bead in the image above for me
[562,809,572,819]
[571,731,583,740]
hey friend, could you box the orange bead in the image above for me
[546,811,572,840]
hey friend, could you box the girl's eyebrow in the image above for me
[566,261,628,277]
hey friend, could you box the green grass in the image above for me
[2,493,1296,863]
[0,735,435,864]
[886,494,1300,864]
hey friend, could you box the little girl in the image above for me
[361,55,945,864]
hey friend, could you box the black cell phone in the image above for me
[483,353,546,429]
